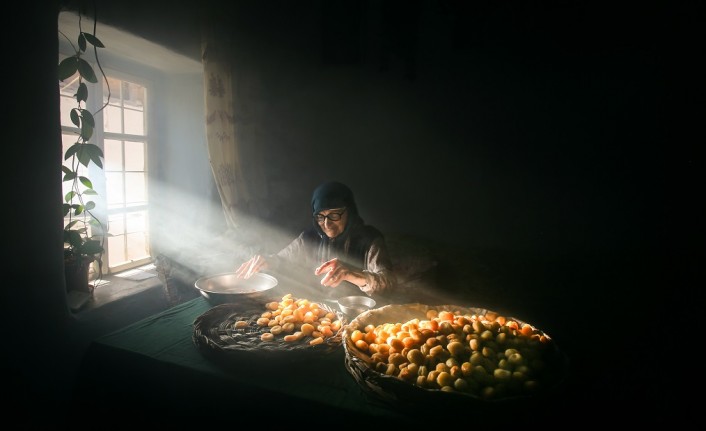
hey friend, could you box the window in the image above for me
[60,69,151,274]
[59,11,207,281]
[103,77,151,271]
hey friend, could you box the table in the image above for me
[72,296,413,426]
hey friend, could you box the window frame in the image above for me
[101,71,153,273]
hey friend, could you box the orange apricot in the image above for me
[354,339,369,351]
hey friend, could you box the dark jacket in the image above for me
[270,213,395,298]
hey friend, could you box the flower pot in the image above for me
[65,256,93,293]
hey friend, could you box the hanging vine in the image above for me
[58,2,110,285]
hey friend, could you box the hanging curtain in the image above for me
[201,32,250,230]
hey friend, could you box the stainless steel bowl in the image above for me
[194,272,278,305]
[336,295,376,317]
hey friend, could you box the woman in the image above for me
[235,181,395,299]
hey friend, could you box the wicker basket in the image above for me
[193,301,346,365]
[343,303,569,411]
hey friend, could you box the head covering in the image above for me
[311,181,359,216]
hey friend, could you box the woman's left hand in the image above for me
[315,258,351,287]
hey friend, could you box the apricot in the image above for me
[354,339,369,351]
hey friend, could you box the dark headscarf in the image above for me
[311,181,359,216]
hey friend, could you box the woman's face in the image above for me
[315,207,348,238]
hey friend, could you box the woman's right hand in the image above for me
[235,254,268,279]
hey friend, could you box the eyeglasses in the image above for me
[314,208,347,223]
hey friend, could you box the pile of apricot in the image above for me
[348,309,558,399]
[239,293,343,346]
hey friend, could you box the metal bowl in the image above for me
[194,272,278,305]
[336,295,376,317]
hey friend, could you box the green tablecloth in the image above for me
[73,297,410,425]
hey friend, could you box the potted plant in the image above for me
[58,12,109,292]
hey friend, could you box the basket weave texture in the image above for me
[193,301,346,360]
[343,303,568,408]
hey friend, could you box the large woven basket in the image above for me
[343,303,568,412]
[193,301,346,366]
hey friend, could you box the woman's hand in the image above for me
[235,254,268,279]
[315,258,365,288]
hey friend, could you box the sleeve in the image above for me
[359,236,396,295]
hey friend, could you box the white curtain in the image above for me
[201,36,250,229]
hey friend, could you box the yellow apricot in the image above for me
[436,371,454,388]
[521,324,534,337]
[438,311,455,322]
[406,349,425,366]
[283,332,302,342]
[447,341,465,357]
[355,339,369,351]
[300,323,315,336]
[350,329,364,342]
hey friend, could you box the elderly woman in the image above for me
[235,181,395,298]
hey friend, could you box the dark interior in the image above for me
[5,0,700,426]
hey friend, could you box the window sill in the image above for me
[70,263,162,314]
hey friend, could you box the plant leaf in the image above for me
[65,229,84,248]
[76,82,88,104]
[62,171,77,182]
[78,33,86,52]
[80,121,94,142]
[61,166,72,175]
[91,155,103,169]
[77,145,92,167]
[70,108,80,128]
[62,204,71,217]
[83,144,104,168]
[77,58,97,83]
[84,201,96,211]
[58,57,79,81]
[65,143,80,160]
[83,189,98,196]
[64,191,76,203]
[82,32,105,48]
[77,144,103,168]
[79,176,94,189]
[79,240,104,255]
[81,110,95,128]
